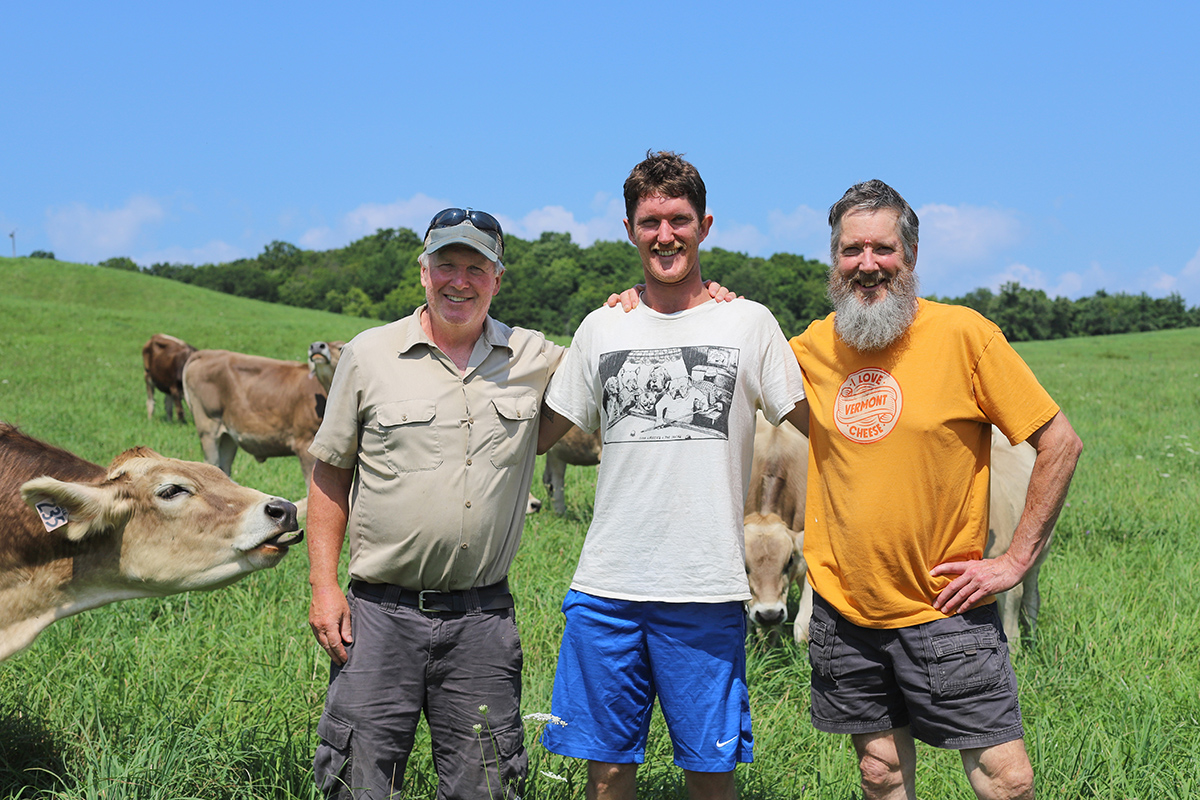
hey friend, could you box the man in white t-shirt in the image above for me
[537,151,808,800]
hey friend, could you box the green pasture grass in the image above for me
[2,257,1199,798]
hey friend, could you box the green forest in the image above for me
[84,228,1200,341]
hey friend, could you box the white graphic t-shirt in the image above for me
[546,298,805,602]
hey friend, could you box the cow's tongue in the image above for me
[265,529,305,547]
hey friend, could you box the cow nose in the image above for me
[753,608,785,627]
[265,498,298,530]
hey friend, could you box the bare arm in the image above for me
[782,398,810,438]
[538,402,577,455]
[307,459,355,665]
[932,410,1083,615]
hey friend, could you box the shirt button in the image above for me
[402,414,408,421]
[461,543,469,550]
[466,458,472,466]
[468,417,474,425]
[465,500,472,508]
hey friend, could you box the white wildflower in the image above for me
[539,771,568,783]
[523,713,567,727]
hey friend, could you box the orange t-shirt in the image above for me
[790,299,1059,629]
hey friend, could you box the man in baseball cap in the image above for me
[308,207,562,799]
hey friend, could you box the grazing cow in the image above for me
[182,349,330,488]
[743,419,1051,651]
[0,423,301,661]
[542,427,602,515]
[308,341,345,394]
[743,413,812,644]
[986,427,1047,651]
[142,333,196,422]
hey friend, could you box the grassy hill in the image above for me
[1,256,1198,799]
[0,256,379,501]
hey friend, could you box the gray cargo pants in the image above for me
[313,584,527,799]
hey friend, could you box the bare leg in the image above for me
[684,769,737,800]
[587,761,637,800]
[961,739,1034,800]
[851,728,917,800]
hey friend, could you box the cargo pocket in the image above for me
[489,393,539,468]
[482,720,529,800]
[928,621,1005,700]
[807,614,837,687]
[313,712,354,799]
[376,399,442,473]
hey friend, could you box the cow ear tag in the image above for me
[35,501,70,532]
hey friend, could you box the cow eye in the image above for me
[156,484,191,500]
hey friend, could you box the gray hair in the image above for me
[828,179,919,268]
[417,247,504,275]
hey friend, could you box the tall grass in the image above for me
[1,257,1198,798]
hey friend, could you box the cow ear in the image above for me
[20,476,133,541]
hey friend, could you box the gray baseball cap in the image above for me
[422,209,504,266]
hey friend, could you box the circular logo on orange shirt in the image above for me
[834,368,902,443]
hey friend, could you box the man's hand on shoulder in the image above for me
[604,280,740,312]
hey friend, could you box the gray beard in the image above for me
[829,268,920,352]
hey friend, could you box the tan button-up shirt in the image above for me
[309,307,565,590]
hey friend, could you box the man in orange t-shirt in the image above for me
[789,180,1082,800]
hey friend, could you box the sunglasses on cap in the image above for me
[426,208,503,237]
[425,208,504,261]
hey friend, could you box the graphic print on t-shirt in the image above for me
[599,346,738,443]
[834,367,903,443]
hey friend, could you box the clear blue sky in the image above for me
[5,2,1198,305]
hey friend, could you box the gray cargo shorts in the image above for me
[313,584,527,799]
[808,592,1024,750]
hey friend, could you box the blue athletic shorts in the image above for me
[540,589,753,771]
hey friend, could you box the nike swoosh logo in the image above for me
[716,736,738,748]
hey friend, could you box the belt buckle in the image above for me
[418,590,440,613]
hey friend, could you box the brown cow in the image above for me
[542,427,602,515]
[743,413,811,644]
[308,340,345,394]
[0,423,301,661]
[743,419,1051,651]
[182,349,330,488]
[142,333,196,422]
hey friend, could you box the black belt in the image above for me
[349,578,513,613]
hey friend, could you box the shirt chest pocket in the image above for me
[375,399,442,473]
[490,394,539,468]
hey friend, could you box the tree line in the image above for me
[99,228,1200,341]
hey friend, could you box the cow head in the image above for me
[20,447,302,593]
[744,511,804,629]
[308,341,345,393]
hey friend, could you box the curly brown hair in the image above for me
[623,150,707,222]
